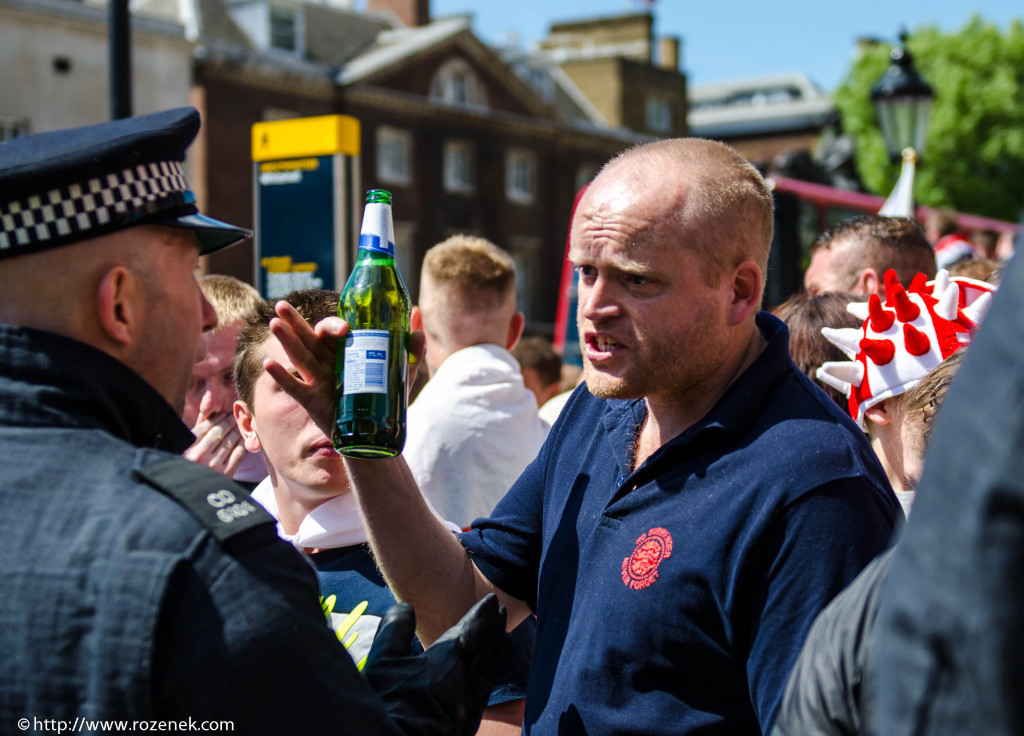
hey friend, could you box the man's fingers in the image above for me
[313,315,348,340]
[190,417,215,441]
[267,305,342,440]
[264,358,336,438]
[183,415,246,475]
[273,301,337,364]
[223,441,247,477]
[269,319,336,392]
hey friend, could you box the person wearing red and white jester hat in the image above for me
[817,269,996,516]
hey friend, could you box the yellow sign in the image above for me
[251,115,361,161]
[259,158,321,173]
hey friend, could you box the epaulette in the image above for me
[132,455,275,550]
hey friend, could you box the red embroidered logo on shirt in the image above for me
[621,527,673,590]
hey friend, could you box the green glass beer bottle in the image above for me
[333,189,410,458]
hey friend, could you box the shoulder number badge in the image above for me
[621,527,673,590]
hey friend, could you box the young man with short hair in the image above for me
[182,274,267,485]
[234,289,534,736]
[407,235,548,527]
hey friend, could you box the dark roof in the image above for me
[304,6,391,67]
[195,0,391,67]
[196,0,250,47]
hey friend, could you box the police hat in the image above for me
[0,107,251,258]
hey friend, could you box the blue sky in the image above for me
[427,0,1023,92]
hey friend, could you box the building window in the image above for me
[263,107,299,121]
[443,140,474,194]
[526,67,556,102]
[270,6,298,53]
[574,164,598,195]
[506,149,536,204]
[393,221,417,282]
[645,96,673,134]
[0,117,28,143]
[430,59,487,109]
[377,127,411,186]
[509,236,541,321]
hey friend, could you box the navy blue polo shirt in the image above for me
[460,312,900,736]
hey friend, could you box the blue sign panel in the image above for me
[256,156,336,298]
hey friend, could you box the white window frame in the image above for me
[392,221,417,280]
[505,149,537,205]
[443,140,475,195]
[376,127,411,186]
[269,5,301,54]
[645,96,673,134]
[430,59,487,109]
[508,236,541,320]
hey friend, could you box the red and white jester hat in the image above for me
[816,269,996,428]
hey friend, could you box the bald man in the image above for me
[271,138,900,735]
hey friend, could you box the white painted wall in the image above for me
[0,0,193,135]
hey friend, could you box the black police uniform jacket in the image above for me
[0,325,402,732]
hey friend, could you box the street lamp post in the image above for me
[870,31,934,163]
[871,31,934,217]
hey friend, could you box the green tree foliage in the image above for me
[834,16,1024,221]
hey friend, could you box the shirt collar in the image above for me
[603,312,793,479]
[0,324,195,452]
[683,311,792,440]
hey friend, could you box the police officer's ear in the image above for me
[233,399,263,453]
[95,264,140,347]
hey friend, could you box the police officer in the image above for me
[0,108,505,734]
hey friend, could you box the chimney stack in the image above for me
[658,36,680,71]
[366,0,430,28]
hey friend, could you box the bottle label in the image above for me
[343,330,390,395]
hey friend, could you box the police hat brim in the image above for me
[158,212,252,255]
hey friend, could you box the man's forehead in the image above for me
[201,326,240,355]
[568,208,674,269]
[194,332,236,373]
[262,333,297,374]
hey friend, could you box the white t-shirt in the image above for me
[404,344,548,527]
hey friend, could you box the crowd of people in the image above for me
[1,106,1020,735]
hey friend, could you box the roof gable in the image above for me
[338,18,556,120]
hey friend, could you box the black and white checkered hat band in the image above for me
[0,160,190,253]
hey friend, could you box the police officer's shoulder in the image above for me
[131,449,275,551]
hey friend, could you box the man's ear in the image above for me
[506,312,525,351]
[234,399,263,453]
[859,268,882,296]
[727,260,763,326]
[95,266,137,346]
[410,305,423,333]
